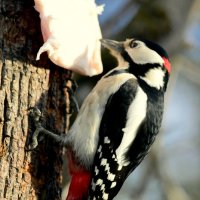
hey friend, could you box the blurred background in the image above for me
[63,0,200,199]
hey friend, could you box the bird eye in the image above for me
[130,41,138,48]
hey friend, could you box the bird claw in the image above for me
[27,107,67,151]
[29,107,42,122]
[26,107,44,150]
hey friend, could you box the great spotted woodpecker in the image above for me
[31,38,171,199]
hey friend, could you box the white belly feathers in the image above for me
[67,73,135,168]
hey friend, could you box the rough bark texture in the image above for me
[0,0,71,199]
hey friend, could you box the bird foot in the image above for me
[27,107,67,150]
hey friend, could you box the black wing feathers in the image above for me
[99,78,138,149]
[126,91,164,170]
[89,78,138,200]
[89,75,164,199]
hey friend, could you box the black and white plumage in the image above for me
[34,38,171,200]
[89,70,165,199]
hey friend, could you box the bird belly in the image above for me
[67,73,136,168]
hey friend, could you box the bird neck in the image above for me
[120,51,168,92]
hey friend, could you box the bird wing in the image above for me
[89,78,148,199]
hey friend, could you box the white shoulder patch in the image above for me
[140,67,165,90]
[116,86,147,166]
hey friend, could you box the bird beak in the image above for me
[100,39,124,53]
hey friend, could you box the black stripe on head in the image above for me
[121,50,161,77]
[121,50,169,92]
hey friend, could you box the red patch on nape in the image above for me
[162,57,171,73]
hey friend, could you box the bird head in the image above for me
[100,38,171,91]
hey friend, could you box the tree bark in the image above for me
[0,1,71,199]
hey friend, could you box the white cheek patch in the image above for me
[140,68,165,90]
[126,43,164,66]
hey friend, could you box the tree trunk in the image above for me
[0,1,71,199]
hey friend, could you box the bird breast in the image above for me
[67,72,135,168]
